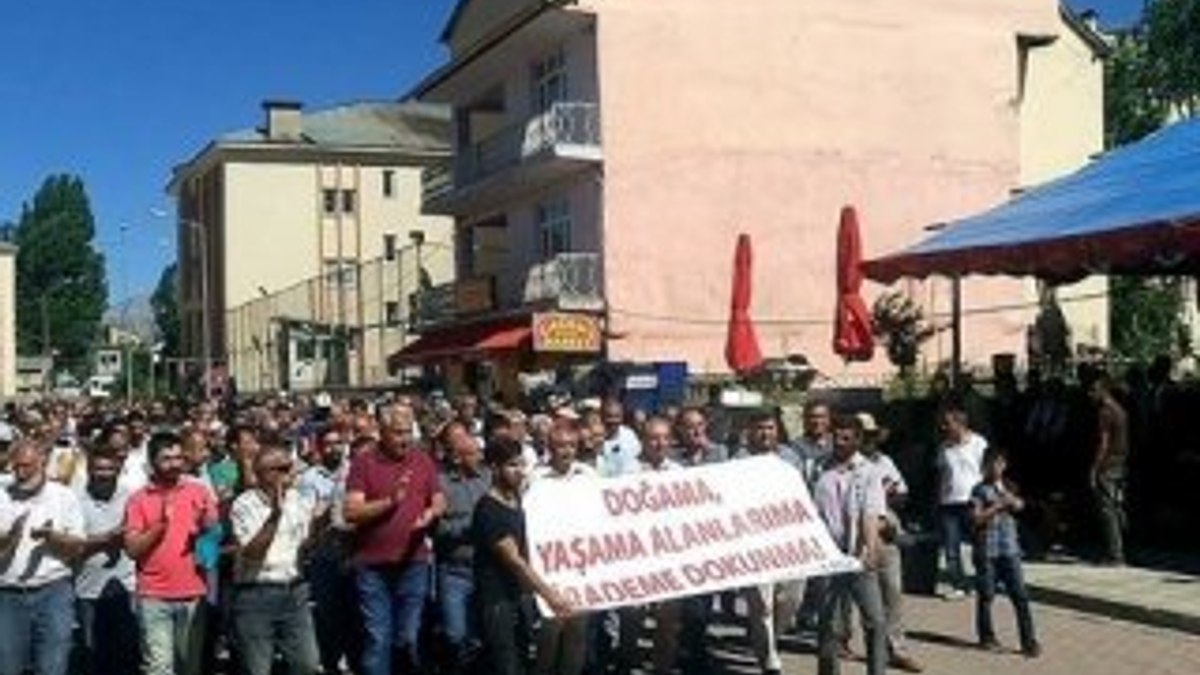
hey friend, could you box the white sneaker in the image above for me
[941,588,967,601]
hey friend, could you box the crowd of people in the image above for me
[0,387,1055,675]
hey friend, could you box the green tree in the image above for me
[1111,277,1187,363]
[151,262,181,357]
[1145,0,1200,116]
[13,175,108,370]
[1105,30,1170,148]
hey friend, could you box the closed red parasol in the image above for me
[725,233,764,374]
[833,206,876,361]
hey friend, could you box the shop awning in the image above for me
[387,320,532,369]
[863,117,1200,284]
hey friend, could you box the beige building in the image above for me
[0,243,15,399]
[402,0,1109,395]
[168,101,453,393]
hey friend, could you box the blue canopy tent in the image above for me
[864,117,1200,284]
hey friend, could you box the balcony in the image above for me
[523,253,604,312]
[423,102,602,215]
[411,276,497,330]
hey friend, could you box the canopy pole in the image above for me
[951,275,963,387]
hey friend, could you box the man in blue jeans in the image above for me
[344,404,446,675]
[434,421,490,675]
[0,440,85,675]
[935,405,986,598]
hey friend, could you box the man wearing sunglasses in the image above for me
[228,440,325,675]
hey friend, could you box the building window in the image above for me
[322,189,338,215]
[323,259,358,289]
[532,48,568,114]
[382,170,395,198]
[383,233,397,261]
[385,301,401,326]
[536,197,571,260]
[341,189,356,214]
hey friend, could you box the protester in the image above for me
[935,404,987,598]
[970,447,1041,657]
[859,414,923,673]
[76,444,140,675]
[472,437,574,675]
[791,400,835,637]
[0,439,85,675]
[1087,373,1129,565]
[674,407,729,467]
[228,441,323,675]
[737,410,804,675]
[124,430,220,675]
[813,414,888,675]
[343,403,446,675]
[530,420,594,675]
[598,398,642,478]
[434,421,490,675]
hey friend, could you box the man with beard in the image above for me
[76,445,140,675]
[0,439,85,675]
[125,431,220,675]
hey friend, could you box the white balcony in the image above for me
[523,252,604,312]
[423,102,602,215]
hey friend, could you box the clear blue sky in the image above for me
[0,0,457,307]
[0,0,1144,309]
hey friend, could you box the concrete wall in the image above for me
[1019,17,1109,352]
[0,247,15,399]
[589,0,1076,375]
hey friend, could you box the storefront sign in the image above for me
[524,455,860,615]
[532,312,602,353]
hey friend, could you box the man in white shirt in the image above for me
[76,445,140,675]
[598,398,642,478]
[229,443,323,675]
[936,404,987,598]
[0,440,85,675]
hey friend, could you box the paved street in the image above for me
[691,594,1200,675]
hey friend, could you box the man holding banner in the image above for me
[813,414,889,675]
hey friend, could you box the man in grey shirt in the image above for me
[435,421,491,675]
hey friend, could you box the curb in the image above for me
[1028,584,1200,636]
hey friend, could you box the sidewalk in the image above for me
[1023,556,1200,635]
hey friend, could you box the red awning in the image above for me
[388,321,532,369]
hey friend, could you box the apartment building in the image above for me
[168,100,453,393]
[404,0,1108,392]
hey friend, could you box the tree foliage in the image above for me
[1145,0,1200,117]
[1111,277,1188,363]
[871,291,936,376]
[1105,31,1170,148]
[150,262,181,357]
[13,175,108,369]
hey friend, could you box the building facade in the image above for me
[407,0,1108,391]
[169,101,454,393]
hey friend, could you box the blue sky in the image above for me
[0,0,1143,309]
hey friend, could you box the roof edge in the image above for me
[1059,3,1114,58]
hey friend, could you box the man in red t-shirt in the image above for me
[344,403,445,675]
[124,430,219,675]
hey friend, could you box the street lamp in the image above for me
[151,207,212,401]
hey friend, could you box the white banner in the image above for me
[525,455,861,615]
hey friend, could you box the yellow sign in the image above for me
[532,313,602,353]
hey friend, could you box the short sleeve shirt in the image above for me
[970,482,1022,558]
[938,433,987,505]
[76,486,136,598]
[814,453,886,554]
[125,480,218,599]
[0,482,86,587]
[471,493,526,603]
[345,448,440,566]
[599,426,643,478]
[229,488,314,583]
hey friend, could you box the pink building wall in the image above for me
[590,0,1062,375]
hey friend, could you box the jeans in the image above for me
[975,555,1038,651]
[0,578,75,675]
[232,583,321,675]
[481,597,524,675]
[357,561,431,675]
[745,581,803,672]
[138,596,206,675]
[78,580,141,675]
[308,544,362,674]
[939,503,972,590]
[817,572,887,675]
[1093,468,1127,563]
[437,564,479,670]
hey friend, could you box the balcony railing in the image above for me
[421,164,453,205]
[465,102,601,185]
[523,252,603,310]
[411,276,497,329]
